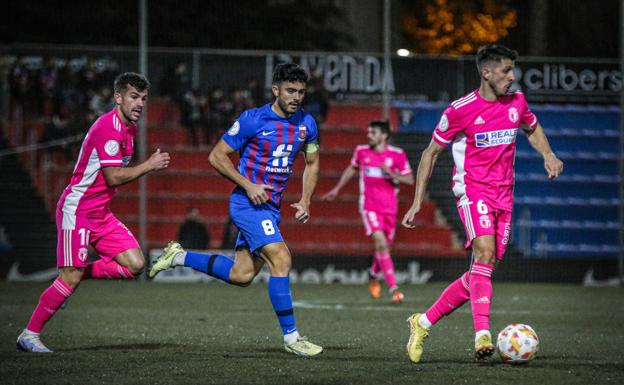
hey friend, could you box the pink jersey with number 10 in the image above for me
[57,109,136,217]
[350,145,412,214]
[432,89,538,211]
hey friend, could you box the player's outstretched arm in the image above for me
[208,139,273,205]
[524,123,564,180]
[321,165,357,201]
[102,148,170,187]
[402,140,443,229]
[291,148,319,223]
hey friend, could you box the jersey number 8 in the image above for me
[261,219,276,235]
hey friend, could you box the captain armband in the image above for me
[304,142,319,153]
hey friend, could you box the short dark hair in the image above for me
[114,72,150,94]
[272,63,309,85]
[369,120,390,136]
[476,44,518,71]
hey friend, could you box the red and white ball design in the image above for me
[497,323,540,364]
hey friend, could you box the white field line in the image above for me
[293,300,545,315]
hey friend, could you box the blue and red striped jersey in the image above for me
[222,103,319,207]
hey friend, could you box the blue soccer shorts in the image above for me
[229,190,284,252]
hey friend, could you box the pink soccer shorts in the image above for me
[56,209,140,268]
[456,197,512,260]
[361,210,397,244]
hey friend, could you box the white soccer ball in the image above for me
[496,323,540,364]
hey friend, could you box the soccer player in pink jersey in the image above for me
[401,44,564,363]
[16,72,170,353]
[322,121,414,304]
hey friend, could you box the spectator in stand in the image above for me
[303,76,329,128]
[180,89,207,147]
[8,56,31,118]
[205,87,231,144]
[40,113,72,162]
[39,57,60,116]
[172,62,191,106]
[231,88,248,118]
[244,77,263,107]
[177,208,210,250]
[98,60,119,93]
[89,86,113,116]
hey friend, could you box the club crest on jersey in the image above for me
[104,140,120,156]
[475,128,518,147]
[438,114,449,132]
[479,215,491,229]
[78,247,88,262]
[298,125,307,141]
[508,107,519,123]
[227,121,240,136]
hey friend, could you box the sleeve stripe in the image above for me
[100,160,123,164]
[433,131,452,144]
[530,115,538,128]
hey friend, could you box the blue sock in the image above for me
[184,251,233,283]
[268,276,297,335]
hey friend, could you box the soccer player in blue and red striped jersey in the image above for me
[149,63,322,357]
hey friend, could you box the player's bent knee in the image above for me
[229,266,256,286]
[273,260,291,276]
[230,271,255,286]
[59,268,84,288]
[125,258,146,275]
[268,252,291,276]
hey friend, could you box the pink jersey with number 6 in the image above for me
[432,89,538,211]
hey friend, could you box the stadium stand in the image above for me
[6,62,617,261]
[0,134,57,275]
[33,99,464,257]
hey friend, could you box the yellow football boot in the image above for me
[406,313,429,363]
[284,336,323,357]
[148,241,184,278]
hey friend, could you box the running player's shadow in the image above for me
[419,358,500,366]
[222,344,362,359]
[59,342,183,352]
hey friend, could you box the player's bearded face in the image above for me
[487,59,515,97]
[367,127,386,148]
[274,81,306,115]
[115,85,148,123]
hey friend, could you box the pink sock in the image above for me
[469,262,494,333]
[26,278,74,333]
[83,259,135,280]
[375,251,397,290]
[425,272,470,326]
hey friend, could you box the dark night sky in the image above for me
[506,0,619,58]
[1,0,620,58]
